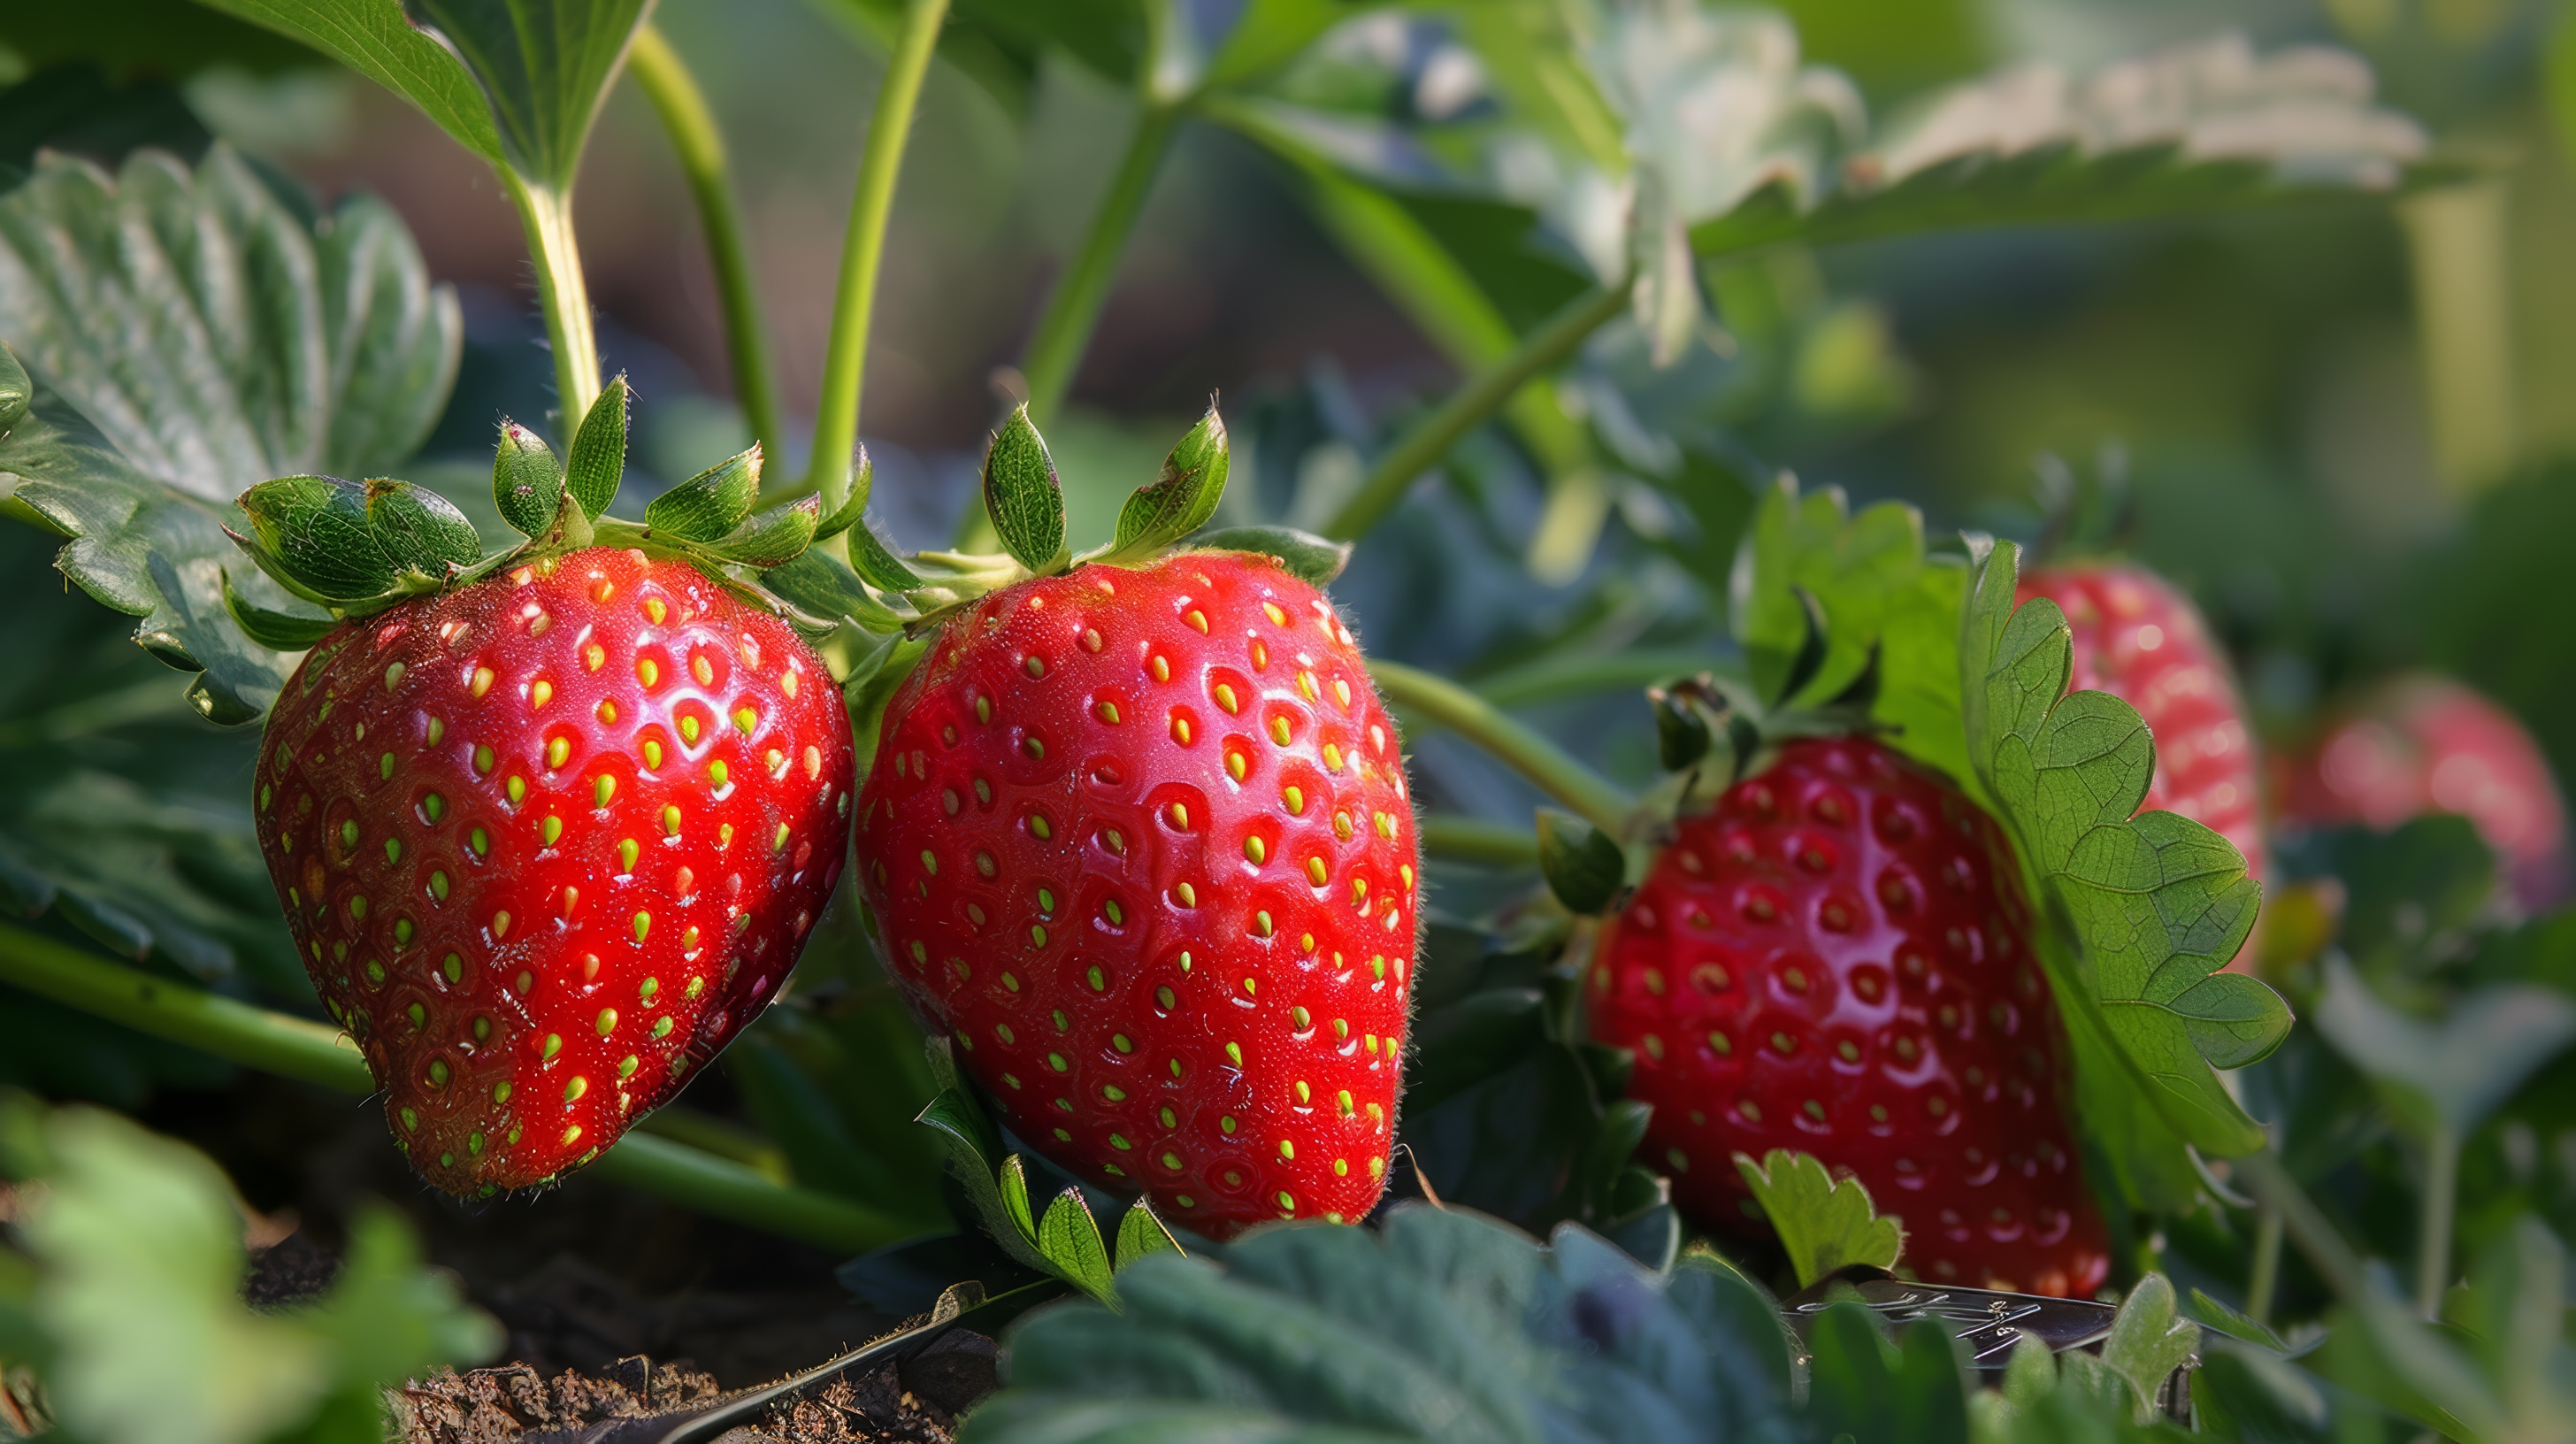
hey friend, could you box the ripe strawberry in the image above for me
[2018,563,2264,891]
[1589,735,2110,1297]
[255,546,855,1194]
[856,551,1420,1240]
[2280,672,2570,911]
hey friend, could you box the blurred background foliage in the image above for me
[2,0,2574,1351]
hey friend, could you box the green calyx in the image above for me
[223,374,846,638]
[760,400,1350,669]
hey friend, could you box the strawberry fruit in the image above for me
[855,407,1419,1240]
[1589,734,2111,1297]
[2018,563,2264,894]
[237,380,860,1193]
[2281,672,2571,911]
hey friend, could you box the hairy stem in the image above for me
[503,174,602,424]
[1472,649,1736,711]
[1368,659,1631,835]
[2417,1124,2461,1317]
[1020,103,1186,427]
[0,921,907,1253]
[629,25,784,465]
[2247,1202,2284,1325]
[1419,815,1540,868]
[1324,283,1630,542]
[806,0,953,508]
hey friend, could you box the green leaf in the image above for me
[982,405,1068,575]
[0,342,27,431]
[1534,807,1623,915]
[1113,1199,1183,1272]
[564,373,629,520]
[1037,1187,1118,1307]
[999,1154,1039,1248]
[2185,1287,2290,1354]
[965,1204,1803,1443]
[1729,478,1973,790]
[234,474,479,601]
[10,1105,494,1444]
[0,525,302,995]
[2097,1274,2198,1424]
[1191,525,1353,587]
[220,568,337,651]
[1199,0,1361,91]
[490,419,561,539]
[2313,1217,2576,1444]
[707,495,821,568]
[913,1066,1051,1279]
[0,146,457,723]
[1961,540,2288,1159]
[1802,1302,1970,1444]
[202,0,648,187]
[2311,958,2576,1139]
[1732,1148,1905,1288]
[1692,34,2436,260]
[844,516,926,592]
[644,444,762,542]
[813,448,874,542]
[1108,404,1230,558]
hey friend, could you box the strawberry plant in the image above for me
[0,2,2572,1442]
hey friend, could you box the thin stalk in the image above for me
[2247,1202,2285,1325]
[1369,659,1631,835]
[629,25,784,465]
[1420,815,1540,868]
[0,920,907,1254]
[1324,283,1630,542]
[502,173,602,424]
[1472,649,1737,711]
[1019,102,1186,427]
[2417,1124,2461,1317]
[2236,1147,2367,1302]
[805,0,952,509]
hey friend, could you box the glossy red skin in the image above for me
[857,553,1420,1239]
[2019,564,2264,884]
[256,548,855,1194]
[1590,737,2110,1297]
[2281,672,2571,911]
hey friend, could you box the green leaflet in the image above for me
[964,1207,1806,1444]
[235,474,480,603]
[1534,807,1624,916]
[2310,959,2576,1141]
[4,1102,495,1444]
[0,147,457,723]
[563,375,630,520]
[2096,1275,2201,1425]
[1192,525,1353,588]
[983,405,1070,575]
[2312,1217,2576,1444]
[200,0,648,188]
[490,421,563,539]
[706,495,823,568]
[1732,1148,1905,1288]
[1961,541,2288,1159]
[1803,1302,1970,1444]
[1729,479,1974,796]
[910,1037,1183,1309]
[645,446,763,543]
[1107,403,1229,560]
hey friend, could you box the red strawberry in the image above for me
[2280,672,2570,911]
[255,546,855,1194]
[1589,735,2110,1297]
[2018,563,2264,891]
[856,551,1419,1239]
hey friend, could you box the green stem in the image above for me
[2247,1202,2284,1325]
[502,173,602,425]
[805,0,953,509]
[2417,1124,2461,1317]
[1019,102,1186,428]
[1419,815,1540,868]
[0,920,907,1254]
[629,25,784,466]
[1324,283,1630,542]
[1368,659,1631,835]
[1472,649,1736,711]
[2236,1147,2367,1302]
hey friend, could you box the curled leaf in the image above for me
[646,444,762,543]
[1536,807,1624,914]
[1111,404,1230,558]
